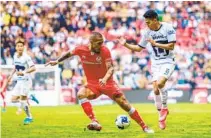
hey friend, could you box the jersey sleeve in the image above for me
[103,47,112,62]
[72,46,82,56]
[166,24,176,43]
[138,30,149,48]
[26,55,34,67]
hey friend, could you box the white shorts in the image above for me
[12,80,32,96]
[151,63,175,82]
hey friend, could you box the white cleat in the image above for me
[143,126,155,134]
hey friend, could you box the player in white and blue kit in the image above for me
[7,38,36,125]
[118,10,176,130]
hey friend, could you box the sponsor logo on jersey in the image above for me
[151,34,167,40]
[96,56,102,62]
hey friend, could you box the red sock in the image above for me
[3,101,6,109]
[1,93,6,109]
[81,101,97,122]
[130,110,146,129]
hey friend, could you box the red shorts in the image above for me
[85,82,123,100]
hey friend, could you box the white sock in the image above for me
[154,94,161,111]
[159,88,168,109]
[20,100,32,118]
[79,98,89,104]
[128,107,135,115]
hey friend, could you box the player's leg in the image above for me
[20,81,33,125]
[113,94,154,133]
[151,64,162,112]
[157,76,169,129]
[1,92,7,112]
[20,95,33,125]
[102,84,154,133]
[11,95,22,114]
[153,81,161,112]
[157,63,175,129]
[77,85,102,131]
[11,82,22,114]
[157,77,168,109]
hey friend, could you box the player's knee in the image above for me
[20,95,27,100]
[77,88,87,100]
[157,81,165,89]
[77,92,86,100]
[11,96,19,102]
[154,88,160,95]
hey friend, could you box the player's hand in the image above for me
[16,71,24,76]
[99,78,107,86]
[116,36,127,46]
[147,38,156,46]
[45,60,58,66]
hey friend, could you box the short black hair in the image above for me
[143,10,158,20]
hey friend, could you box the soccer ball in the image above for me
[115,115,130,129]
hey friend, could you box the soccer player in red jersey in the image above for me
[46,32,154,133]
[0,72,8,112]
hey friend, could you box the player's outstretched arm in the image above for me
[6,68,16,85]
[117,37,143,52]
[45,51,73,66]
[24,65,36,74]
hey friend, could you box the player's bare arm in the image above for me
[99,61,114,86]
[117,37,143,52]
[147,38,175,50]
[7,68,16,82]
[46,51,73,66]
[16,65,36,76]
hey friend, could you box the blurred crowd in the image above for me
[1,1,211,90]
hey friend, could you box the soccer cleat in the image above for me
[143,126,154,134]
[159,108,169,122]
[87,121,102,131]
[159,120,166,130]
[30,94,39,104]
[159,108,169,130]
[2,108,6,112]
[23,118,33,125]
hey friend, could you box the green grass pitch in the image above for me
[1,104,211,138]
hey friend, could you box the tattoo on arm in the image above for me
[104,61,114,81]
[58,51,72,62]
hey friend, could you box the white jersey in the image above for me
[13,52,34,81]
[138,22,176,65]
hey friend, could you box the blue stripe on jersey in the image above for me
[138,45,145,49]
[15,65,25,71]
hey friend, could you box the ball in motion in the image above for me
[115,115,130,129]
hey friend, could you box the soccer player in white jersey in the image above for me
[7,38,36,125]
[117,10,176,130]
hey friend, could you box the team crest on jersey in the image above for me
[82,55,86,59]
[91,52,94,55]
[168,30,175,35]
[96,56,102,62]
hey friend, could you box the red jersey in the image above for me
[0,74,7,92]
[72,45,114,84]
